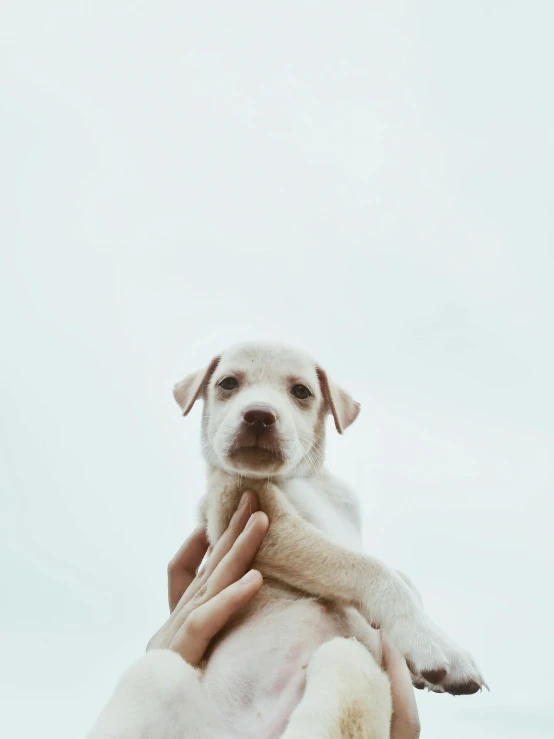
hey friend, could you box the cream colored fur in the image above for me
[89,342,485,739]
[280,638,392,739]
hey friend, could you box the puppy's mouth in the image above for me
[225,436,288,472]
[229,440,284,459]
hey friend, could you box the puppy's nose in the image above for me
[243,406,277,436]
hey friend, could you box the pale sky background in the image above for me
[1,2,553,737]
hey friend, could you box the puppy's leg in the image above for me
[249,483,485,695]
[87,650,221,739]
[281,637,391,739]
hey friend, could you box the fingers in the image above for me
[172,570,263,665]
[184,491,260,601]
[170,504,268,665]
[167,526,209,612]
[171,510,269,633]
[382,634,421,739]
[152,493,266,662]
[200,511,269,601]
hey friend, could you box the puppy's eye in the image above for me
[291,384,312,400]
[219,377,239,390]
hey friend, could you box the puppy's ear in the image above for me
[316,367,361,434]
[173,356,220,416]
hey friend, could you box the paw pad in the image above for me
[421,668,448,684]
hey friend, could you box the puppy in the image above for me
[170,342,486,738]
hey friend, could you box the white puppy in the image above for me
[89,342,485,739]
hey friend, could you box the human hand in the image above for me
[382,634,421,739]
[147,491,268,666]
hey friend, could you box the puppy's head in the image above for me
[173,342,360,478]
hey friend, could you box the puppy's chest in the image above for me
[281,478,362,552]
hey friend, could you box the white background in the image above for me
[1,2,553,737]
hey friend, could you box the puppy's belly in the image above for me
[202,589,345,739]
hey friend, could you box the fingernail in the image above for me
[245,512,256,530]
[238,492,249,513]
[240,569,258,584]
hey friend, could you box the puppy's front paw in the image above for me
[439,645,488,696]
[388,616,487,696]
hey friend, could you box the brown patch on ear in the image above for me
[173,356,220,416]
[316,367,361,434]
